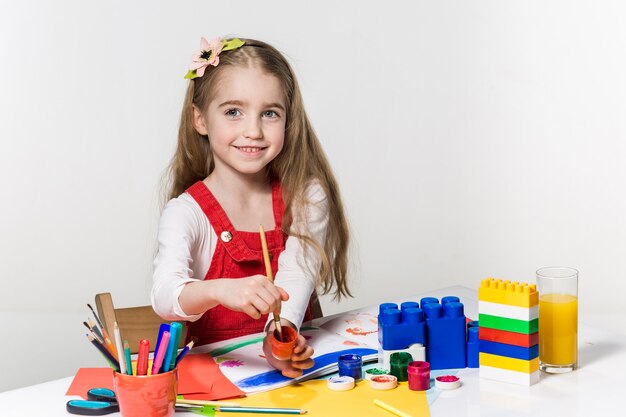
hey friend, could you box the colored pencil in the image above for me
[373,400,413,417]
[215,406,307,414]
[176,399,241,407]
[175,340,195,366]
[87,334,120,371]
[123,341,133,375]
[259,225,284,341]
[113,322,127,374]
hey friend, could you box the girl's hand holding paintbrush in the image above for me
[259,224,315,378]
[263,321,315,378]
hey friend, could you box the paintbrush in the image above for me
[87,303,118,359]
[83,321,104,344]
[259,225,284,342]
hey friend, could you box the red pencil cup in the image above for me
[113,369,178,417]
[407,361,431,391]
[271,326,298,360]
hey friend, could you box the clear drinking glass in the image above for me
[536,267,578,373]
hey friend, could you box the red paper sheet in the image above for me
[177,353,245,400]
[66,353,244,400]
[66,368,114,398]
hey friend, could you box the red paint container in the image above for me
[271,326,297,360]
[113,368,177,417]
[407,361,431,391]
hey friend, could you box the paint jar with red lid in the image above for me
[407,360,431,391]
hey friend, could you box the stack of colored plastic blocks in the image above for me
[478,278,540,385]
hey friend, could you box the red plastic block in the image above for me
[479,327,538,348]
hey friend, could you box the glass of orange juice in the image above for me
[537,267,578,373]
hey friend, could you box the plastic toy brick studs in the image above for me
[378,303,426,350]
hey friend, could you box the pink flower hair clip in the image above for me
[184,37,245,79]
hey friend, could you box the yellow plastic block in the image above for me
[478,278,538,308]
[479,352,539,373]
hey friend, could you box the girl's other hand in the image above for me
[263,331,315,378]
[214,275,288,319]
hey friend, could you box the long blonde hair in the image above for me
[165,38,351,300]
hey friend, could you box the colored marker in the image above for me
[137,339,150,376]
[153,323,170,360]
[113,322,126,375]
[167,322,183,371]
[151,331,170,375]
[163,322,181,372]
[87,335,120,371]
[215,406,307,414]
[175,340,195,366]
[123,341,133,375]
[373,399,412,417]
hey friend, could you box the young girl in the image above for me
[151,36,351,378]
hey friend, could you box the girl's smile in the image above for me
[233,145,268,155]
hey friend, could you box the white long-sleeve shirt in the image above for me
[151,182,328,330]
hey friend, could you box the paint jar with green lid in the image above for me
[389,352,413,382]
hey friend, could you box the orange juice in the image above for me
[539,293,578,366]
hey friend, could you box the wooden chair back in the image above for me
[310,291,324,320]
[94,292,187,354]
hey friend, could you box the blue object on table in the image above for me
[378,303,426,350]
[479,339,539,360]
[66,387,119,415]
[338,353,363,381]
[467,326,480,368]
[424,299,467,370]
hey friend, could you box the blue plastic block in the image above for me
[424,300,467,370]
[478,339,539,360]
[420,297,439,307]
[378,303,426,350]
[441,296,460,305]
[467,320,479,331]
[467,326,479,368]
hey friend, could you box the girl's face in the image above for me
[193,65,286,180]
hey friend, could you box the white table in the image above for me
[1,286,624,416]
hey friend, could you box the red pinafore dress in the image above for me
[184,181,314,346]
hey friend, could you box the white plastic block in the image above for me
[479,301,538,321]
[479,364,540,386]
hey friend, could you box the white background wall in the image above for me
[1,0,625,392]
